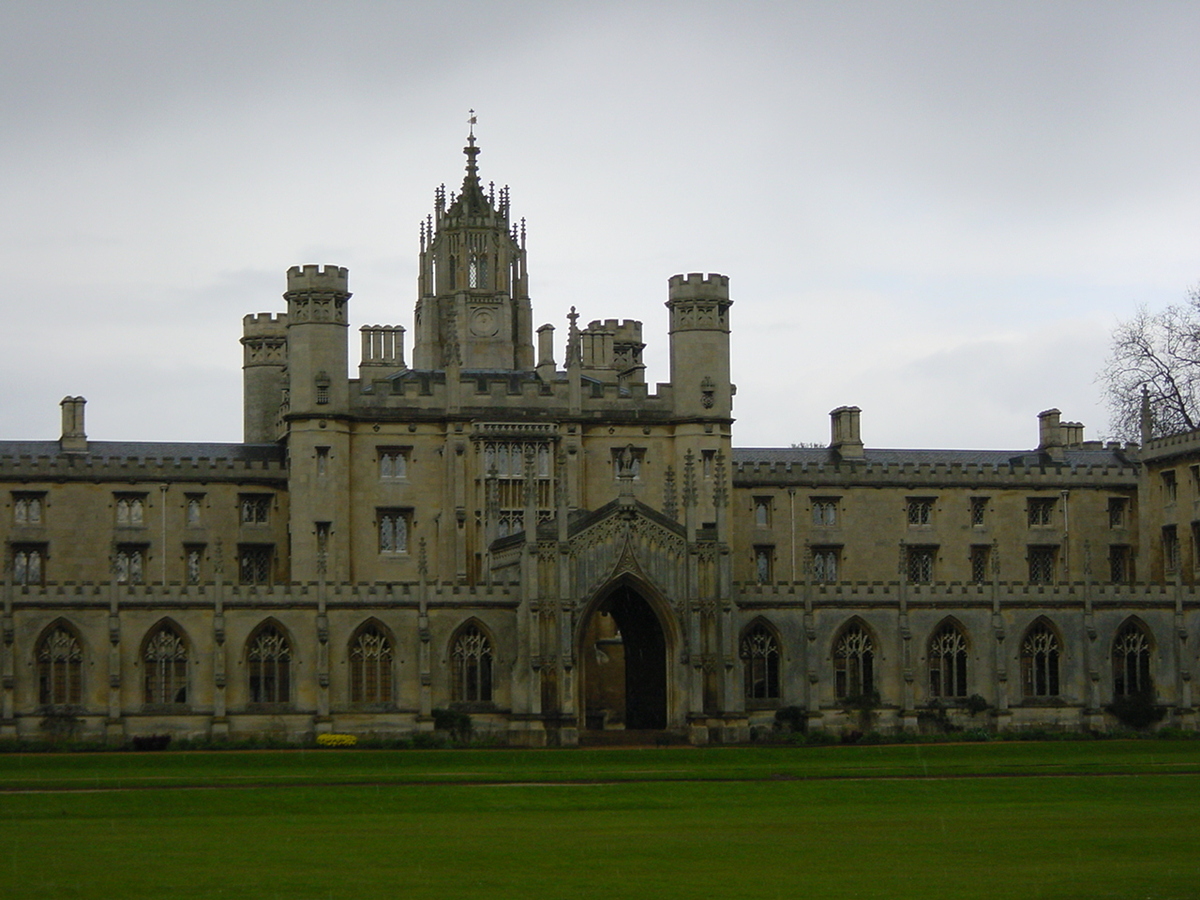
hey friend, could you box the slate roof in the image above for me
[0,441,284,464]
[732,446,1136,469]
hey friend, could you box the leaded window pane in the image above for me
[248,626,291,704]
[38,626,83,706]
[1021,623,1060,697]
[452,624,493,703]
[144,627,188,705]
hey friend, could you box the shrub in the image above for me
[773,706,807,734]
[964,694,990,716]
[130,734,171,751]
[1106,691,1166,732]
[432,708,472,742]
[315,733,358,748]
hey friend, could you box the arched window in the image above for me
[834,622,874,702]
[468,252,486,288]
[1021,620,1060,698]
[350,622,393,704]
[740,621,780,701]
[451,622,493,703]
[37,622,82,706]
[1112,621,1152,698]
[144,623,188,705]
[247,623,291,705]
[928,621,969,699]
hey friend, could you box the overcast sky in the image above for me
[2,1,1198,450]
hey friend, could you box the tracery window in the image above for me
[834,623,874,702]
[1112,621,1152,698]
[1021,621,1060,698]
[379,447,409,479]
[812,499,837,527]
[378,509,410,554]
[811,547,839,583]
[1028,546,1056,584]
[115,545,145,584]
[740,622,780,701]
[928,621,968,699]
[13,492,44,525]
[481,440,553,536]
[970,497,987,527]
[350,623,393,704]
[452,623,493,703]
[907,498,933,526]
[247,624,291,705]
[238,545,272,585]
[115,494,145,527]
[13,545,45,585]
[907,546,935,583]
[240,494,271,525]
[37,623,82,706]
[144,624,188,705]
[1027,498,1056,527]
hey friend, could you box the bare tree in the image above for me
[1102,288,1200,441]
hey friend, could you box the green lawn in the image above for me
[2,743,1198,899]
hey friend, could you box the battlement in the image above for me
[585,319,643,340]
[732,457,1140,488]
[734,580,1192,605]
[243,312,288,331]
[285,264,350,294]
[1143,427,1200,462]
[0,444,287,482]
[668,272,730,301]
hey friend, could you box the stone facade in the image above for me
[2,135,1197,744]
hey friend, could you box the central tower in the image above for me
[412,132,534,371]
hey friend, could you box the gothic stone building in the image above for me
[2,135,1197,745]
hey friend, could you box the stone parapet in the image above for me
[732,459,1139,488]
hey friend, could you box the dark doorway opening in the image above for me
[582,585,667,730]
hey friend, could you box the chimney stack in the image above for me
[829,406,864,459]
[60,396,87,452]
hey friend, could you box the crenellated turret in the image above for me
[413,131,534,371]
[241,313,288,442]
[284,265,350,414]
[666,273,733,419]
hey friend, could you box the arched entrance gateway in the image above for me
[580,581,669,731]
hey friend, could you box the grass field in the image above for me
[2,742,1198,899]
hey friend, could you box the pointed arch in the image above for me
[349,618,395,704]
[246,618,292,705]
[142,618,189,706]
[449,618,494,704]
[833,617,876,702]
[573,570,681,658]
[1020,617,1062,699]
[739,617,781,702]
[1112,617,1154,698]
[927,617,970,700]
[35,618,84,707]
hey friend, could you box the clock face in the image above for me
[470,307,500,337]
